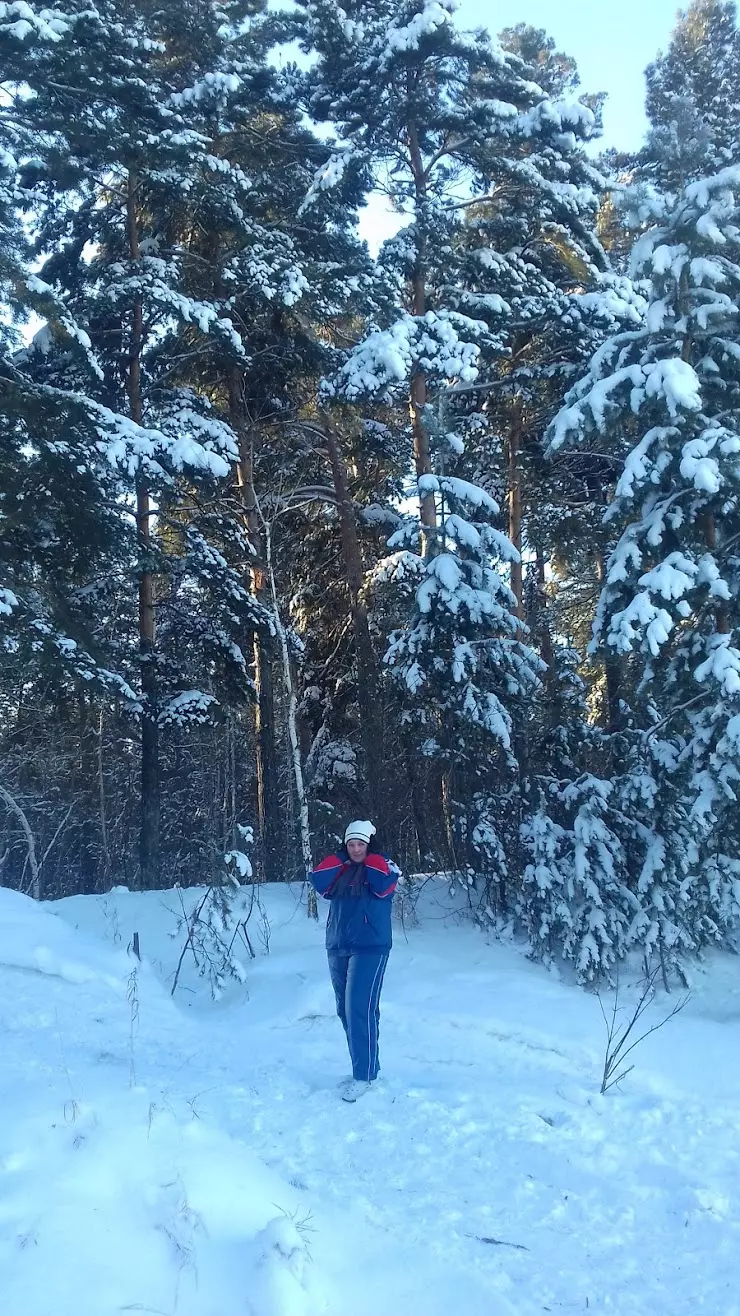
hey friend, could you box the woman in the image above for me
[309,820,397,1102]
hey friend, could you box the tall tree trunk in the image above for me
[595,551,622,732]
[407,107,436,551]
[253,634,280,877]
[703,511,730,634]
[227,367,281,883]
[127,169,160,889]
[508,403,524,620]
[323,422,385,818]
[440,768,458,868]
[534,543,553,674]
[259,505,317,918]
[681,299,729,637]
[406,752,433,868]
[226,713,237,849]
[96,707,112,887]
[405,103,447,847]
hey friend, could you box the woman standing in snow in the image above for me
[309,820,397,1102]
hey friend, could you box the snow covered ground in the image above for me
[1,879,739,1316]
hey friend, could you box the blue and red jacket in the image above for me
[309,847,397,953]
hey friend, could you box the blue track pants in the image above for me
[327,951,389,1082]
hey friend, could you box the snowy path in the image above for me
[2,883,740,1316]
[197,919,740,1316]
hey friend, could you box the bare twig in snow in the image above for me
[598,965,689,1094]
[171,889,211,996]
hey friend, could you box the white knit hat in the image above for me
[344,819,377,845]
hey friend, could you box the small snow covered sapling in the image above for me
[170,827,262,998]
[598,963,689,1094]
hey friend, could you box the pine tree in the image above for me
[645,0,740,191]
[549,164,740,960]
[295,0,563,538]
[379,393,542,881]
[295,0,611,872]
[451,19,615,635]
[0,0,278,888]
[144,24,379,870]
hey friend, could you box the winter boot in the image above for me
[340,1079,372,1103]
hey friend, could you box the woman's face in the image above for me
[346,838,369,863]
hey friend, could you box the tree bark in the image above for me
[127,169,160,890]
[323,422,385,818]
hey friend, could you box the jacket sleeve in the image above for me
[364,852,398,898]
[309,853,345,898]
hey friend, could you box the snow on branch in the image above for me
[695,634,740,697]
[325,311,483,401]
[383,0,455,58]
[0,588,19,616]
[158,690,218,729]
[298,143,358,215]
[549,357,702,450]
[516,96,596,143]
[0,0,70,42]
[88,397,236,479]
[170,71,241,108]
